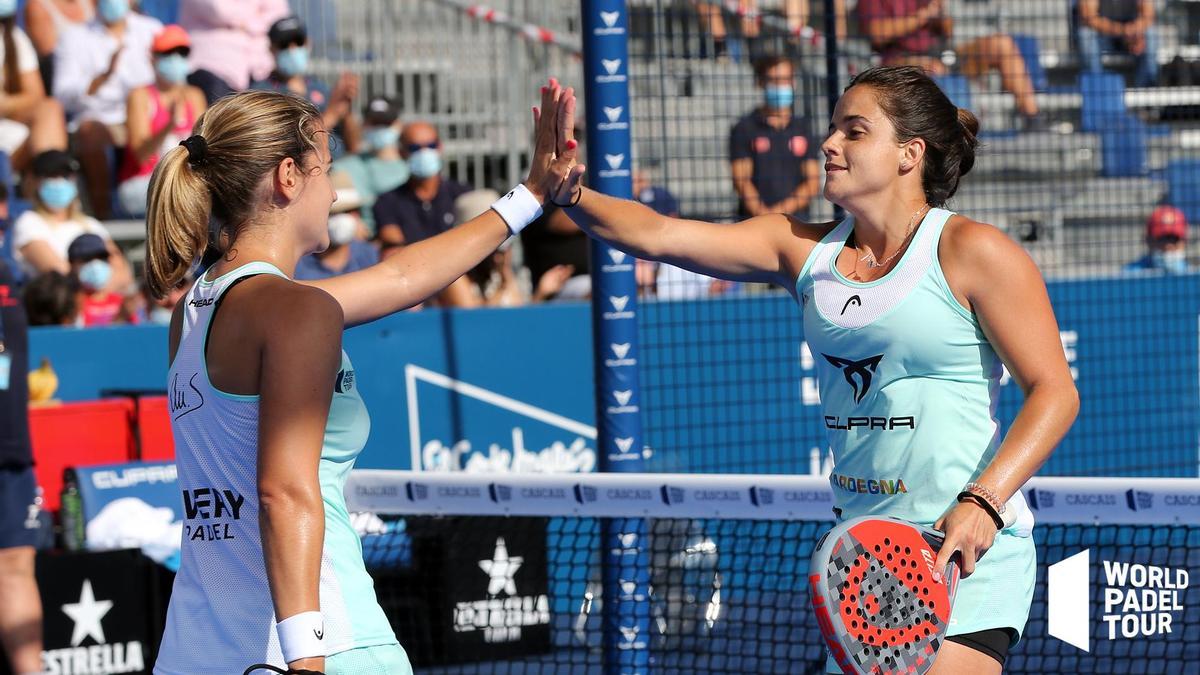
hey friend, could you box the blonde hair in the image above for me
[145,90,324,297]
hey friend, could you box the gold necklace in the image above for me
[858,203,930,270]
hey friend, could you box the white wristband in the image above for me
[277,611,326,663]
[490,184,543,235]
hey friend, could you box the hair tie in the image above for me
[179,135,208,165]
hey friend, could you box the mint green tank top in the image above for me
[795,209,1004,526]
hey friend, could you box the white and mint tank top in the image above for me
[155,262,396,674]
[796,209,1025,526]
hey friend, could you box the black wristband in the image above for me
[957,491,1004,530]
[550,187,582,208]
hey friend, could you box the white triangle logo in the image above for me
[603,106,623,123]
[600,11,619,27]
[608,249,627,264]
[610,295,629,312]
[621,580,637,596]
[611,343,631,359]
[614,390,633,406]
[605,153,625,170]
[602,59,622,75]
[615,437,634,453]
[619,532,638,547]
[619,625,639,643]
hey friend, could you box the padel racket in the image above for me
[809,516,960,675]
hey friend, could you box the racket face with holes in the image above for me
[809,516,960,675]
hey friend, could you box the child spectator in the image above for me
[65,232,122,326]
[117,24,206,217]
[251,15,360,155]
[12,150,132,290]
[53,0,161,218]
[21,269,77,326]
[0,0,68,171]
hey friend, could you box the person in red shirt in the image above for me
[856,0,1042,128]
[66,232,124,326]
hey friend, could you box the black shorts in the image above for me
[0,466,41,549]
[946,627,1016,666]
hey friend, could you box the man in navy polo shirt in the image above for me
[729,55,821,220]
[373,120,471,247]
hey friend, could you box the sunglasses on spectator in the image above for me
[158,47,190,58]
[1153,235,1183,245]
[405,142,439,153]
[277,39,306,50]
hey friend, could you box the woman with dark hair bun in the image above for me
[538,66,1079,673]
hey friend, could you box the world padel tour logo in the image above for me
[1048,549,1189,651]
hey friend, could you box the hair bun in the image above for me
[180,135,208,165]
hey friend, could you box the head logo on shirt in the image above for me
[822,353,884,404]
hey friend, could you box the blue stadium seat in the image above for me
[1080,72,1126,132]
[137,0,180,25]
[1099,115,1146,177]
[1012,33,1049,93]
[1166,159,1200,225]
[932,74,971,110]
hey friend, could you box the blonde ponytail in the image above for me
[143,90,324,298]
[145,144,211,298]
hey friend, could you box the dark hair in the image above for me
[23,271,79,326]
[846,66,979,206]
[753,55,792,85]
[2,17,19,96]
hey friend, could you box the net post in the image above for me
[581,1,651,672]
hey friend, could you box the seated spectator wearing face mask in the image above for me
[0,0,68,172]
[66,232,122,326]
[177,0,289,103]
[54,0,161,218]
[1124,205,1190,275]
[12,150,132,289]
[117,24,206,217]
[250,15,361,156]
[294,172,379,281]
[332,96,409,235]
[373,120,470,247]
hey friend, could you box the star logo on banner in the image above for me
[62,579,113,646]
[479,537,523,596]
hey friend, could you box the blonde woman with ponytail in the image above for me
[149,84,573,675]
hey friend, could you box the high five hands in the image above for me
[525,78,588,206]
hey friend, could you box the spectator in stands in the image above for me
[1125,204,1189,274]
[856,0,1043,129]
[0,230,43,675]
[1076,0,1158,87]
[55,0,161,219]
[695,1,844,57]
[12,150,132,290]
[21,269,77,325]
[333,96,409,234]
[133,273,190,324]
[178,0,289,103]
[294,173,379,281]
[24,0,93,95]
[631,167,730,299]
[117,24,206,217]
[730,55,821,220]
[439,189,574,307]
[0,1,68,172]
[520,204,591,300]
[251,15,361,156]
[373,120,470,246]
[66,231,123,325]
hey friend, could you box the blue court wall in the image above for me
[26,273,1200,477]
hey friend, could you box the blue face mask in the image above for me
[156,54,190,85]
[39,178,78,210]
[276,46,309,77]
[365,126,400,153]
[764,84,794,110]
[1151,249,1188,274]
[0,0,18,19]
[78,259,112,290]
[408,148,442,178]
[98,0,129,24]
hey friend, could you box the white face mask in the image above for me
[327,213,359,246]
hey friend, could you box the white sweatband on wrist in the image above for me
[490,184,543,235]
[277,611,326,663]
